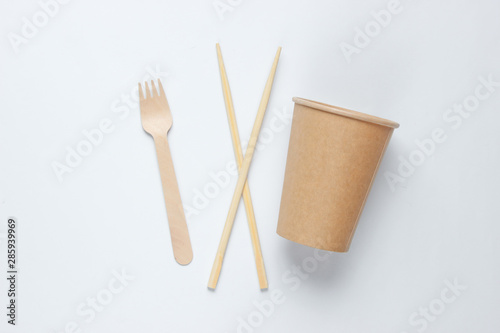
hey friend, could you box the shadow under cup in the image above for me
[277,97,400,252]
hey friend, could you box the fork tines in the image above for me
[138,79,164,100]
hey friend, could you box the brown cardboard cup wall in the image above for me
[277,98,399,252]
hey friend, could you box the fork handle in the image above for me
[153,134,193,265]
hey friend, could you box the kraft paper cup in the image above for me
[277,97,399,252]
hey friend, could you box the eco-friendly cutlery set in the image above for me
[138,45,399,290]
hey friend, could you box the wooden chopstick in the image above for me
[215,43,268,289]
[208,46,281,290]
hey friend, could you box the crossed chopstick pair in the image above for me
[208,44,281,290]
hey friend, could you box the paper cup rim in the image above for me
[292,97,400,129]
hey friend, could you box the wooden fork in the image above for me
[139,79,193,265]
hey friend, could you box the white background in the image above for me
[1,0,499,332]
